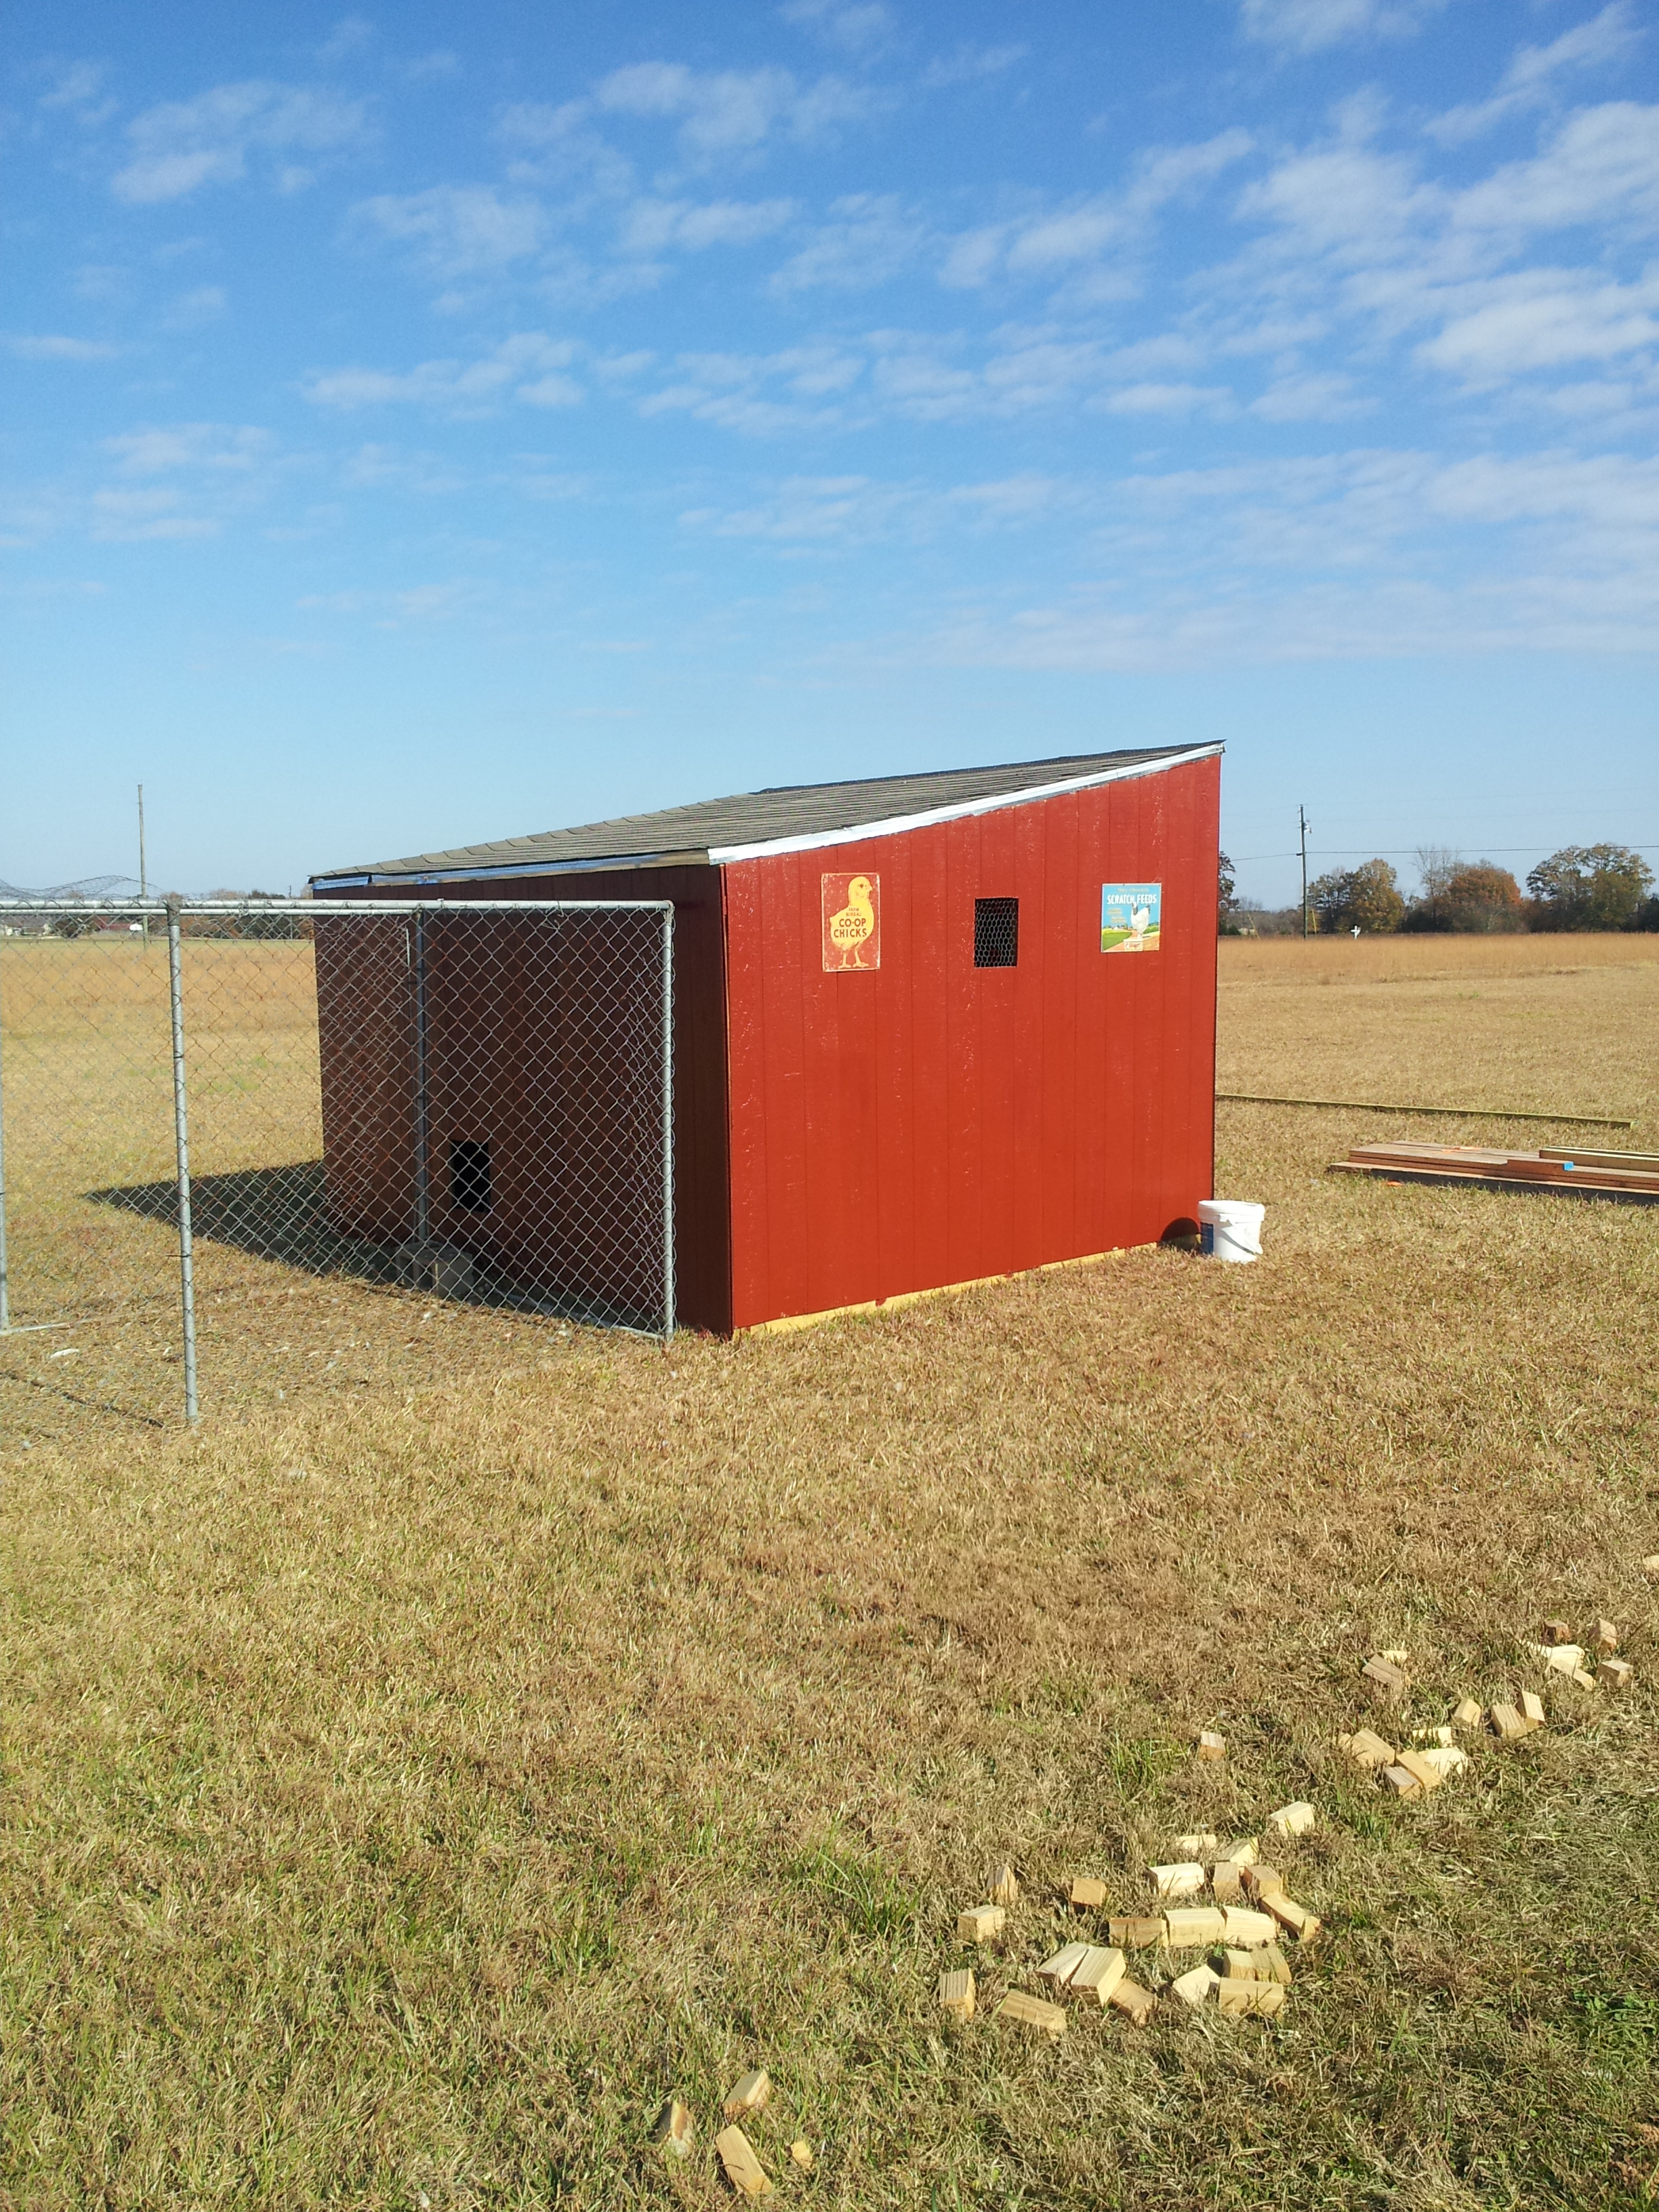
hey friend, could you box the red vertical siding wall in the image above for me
[721,754,1220,1330]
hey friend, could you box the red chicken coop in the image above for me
[309,743,1222,1335]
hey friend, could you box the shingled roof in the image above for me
[311,743,1219,888]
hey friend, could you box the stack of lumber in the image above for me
[1330,1141,1659,1204]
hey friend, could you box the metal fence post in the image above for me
[411,907,432,1282]
[661,903,675,1341]
[166,902,200,1422]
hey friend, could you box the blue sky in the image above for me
[3,0,1656,903]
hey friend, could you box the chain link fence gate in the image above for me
[0,898,674,1429]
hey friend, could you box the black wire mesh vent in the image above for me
[973,897,1019,968]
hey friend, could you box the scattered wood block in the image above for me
[1170,1964,1219,2011]
[1520,1689,1547,1728]
[1242,1864,1284,1900]
[1108,1977,1155,2027]
[996,1990,1065,2041]
[790,2141,814,2172]
[1210,1861,1244,1904]
[1396,1748,1444,1793]
[1542,1618,1572,1645]
[724,2070,772,2121]
[1162,1906,1227,1947]
[1173,1832,1220,1859]
[1416,1746,1468,1782]
[1221,1946,1267,1982]
[1068,1877,1107,1911]
[1452,1696,1483,1727]
[1410,1724,1454,1747]
[1382,1646,1409,1665]
[988,1862,1019,1907]
[938,1967,975,2021]
[958,1904,1006,1943]
[1340,1728,1397,1771]
[1260,1943,1293,1986]
[1381,1763,1425,1800]
[1265,1892,1321,1942]
[1593,1619,1619,1655]
[1108,1915,1164,1949]
[1540,1643,1585,1676]
[1036,1942,1092,1990]
[653,2100,695,2159]
[1195,1731,1227,1761]
[1599,1656,1634,1691]
[1364,1654,1410,1704]
[1149,1862,1205,1900]
[1068,1946,1127,2004]
[1572,1666,1599,1692]
[715,2126,774,2198]
[1490,1702,1530,1741]
[1221,1837,1258,1868]
[1642,1555,1659,1574]
[1216,1976,1286,2018]
[1221,1906,1277,1948]
[1267,1802,1315,1840]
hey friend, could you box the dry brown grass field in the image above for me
[4,934,1658,2209]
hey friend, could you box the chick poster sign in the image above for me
[1101,882,1161,953]
[821,871,881,970]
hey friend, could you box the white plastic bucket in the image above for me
[1198,1198,1265,1263]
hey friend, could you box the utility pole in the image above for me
[138,783,150,947]
[1299,806,1310,939]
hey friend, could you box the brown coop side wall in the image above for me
[316,867,732,1334]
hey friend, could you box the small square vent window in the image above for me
[974,897,1019,968]
[449,1139,492,1212]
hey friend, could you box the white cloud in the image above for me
[1416,267,1659,378]
[302,333,584,415]
[352,184,544,275]
[1431,5,1641,145]
[619,197,796,254]
[1101,381,1234,415]
[162,285,228,329]
[779,0,894,56]
[1250,369,1372,419]
[1450,101,1659,236]
[922,44,1028,89]
[5,333,118,361]
[104,424,276,474]
[37,59,117,125]
[593,61,879,161]
[298,581,481,625]
[112,81,369,203]
[769,194,924,290]
[1239,0,1445,56]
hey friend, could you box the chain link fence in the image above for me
[0,898,674,1429]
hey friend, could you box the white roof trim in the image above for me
[705,744,1222,865]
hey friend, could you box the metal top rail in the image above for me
[0,897,675,916]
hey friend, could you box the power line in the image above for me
[1231,840,1659,864]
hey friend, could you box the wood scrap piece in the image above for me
[1490,1702,1530,1741]
[790,2142,814,2172]
[1265,1893,1321,1942]
[1396,1748,1444,1793]
[1340,1728,1397,1772]
[1195,1731,1227,1761]
[988,1862,1019,1907]
[938,1967,975,2021]
[1162,1906,1226,1947]
[1216,1977,1287,2018]
[1381,1763,1425,1800]
[1542,1617,1572,1645]
[715,2126,774,2198]
[1173,1832,1219,1859]
[1221,1906,1277,1948]
[1170,1964,1219,2011]
[958,1903,1006,1943]
[1036,1942,1092,1991]
[1220,1837,1258,1868]
[996,1990,1065,2041]
[1260,1943,1293,1987]
[724,2070,772,2121]
[1364,1655,1410,1705]
[1068,1877,1107,1910]
[1410,1724,1454,1747]
[1210,1860,1244,1904]
[1382,1646,1409,1665]
[1108,1914,1164,1949]
[1221,1946,1267,1982]
[1067,1946,1126,2004]
[1107,1977,1155,2027]
[1599,1656,1634,1691]
[1416,1746,1468,1781]
[1520,1689,1546,1728]
[1242,1864,1284,1899]
[653,2100,695,2159]
[1572,1666,1599,1692]
[1452,1696,1483,1727]
[1267,1802,1315,1840]
[1642,1555,1659,1574]
[1539,1643,1585,1676]
[1149,1862,1205,1900]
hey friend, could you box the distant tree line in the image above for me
[1221,844,1657,936]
